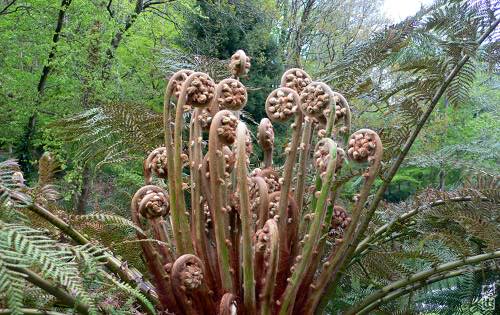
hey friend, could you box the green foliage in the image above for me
[0,0,498,313]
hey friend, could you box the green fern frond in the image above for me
[102,272,156,314]
[77,213,146,236]
[0,221,98,313]
[50,103,163,167]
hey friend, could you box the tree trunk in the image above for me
[18,0,72,175]
[75,165,92,214]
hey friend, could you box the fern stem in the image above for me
[9,266,90,314]
[276,108,304,292]
[172,74,208,255]
[208,110,236,293]
[163,74,182,255]
[189,108,217,290]
[346,250,500,315]
[236,122,256,315]
[17,196,159,309]
[315,16,500,313]
[355,196,489,256]
[294,117,313,212]
[278,140,337,315]
[255,219,280,315]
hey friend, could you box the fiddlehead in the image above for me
[252,167,281,194]
[295,82,335,212]
[332,92,351,137]
[280,68,312,94]
[131,186,173,258]
[208,109,239,293]
[265,87,300,122]
[171,254,215,315]
[143,147,168,185]
[131,186,178,312]
[229,49,251,78]
[258,118,274,168]
[299,82,334,118]
[215,78,247,111]
[255,219,280,315]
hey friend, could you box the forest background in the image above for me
[0,0,499,313]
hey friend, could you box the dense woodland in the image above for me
[0,0,499,314]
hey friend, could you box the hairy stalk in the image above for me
[163,70,193,255]
[9,266,90,315]
[255,219,280,315]
[347,250,500,314]
[274,92,303,266]
[189,108,216,290]
[208,110,238,293]
[306,129,382,314]
[252,176,270,230]
[236,122,256,315]
[314,16,500,313]
[294,117,313,211]
[172,72,218,255]
[279,139,337,315]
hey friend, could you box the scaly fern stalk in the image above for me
[293,116,313,211]
[189,108,217,290]
[265,86,304,296]
[172,72,215,255]
[278,139,338,315]
[163,69,194,255]
[255,219,280,315]
[236,122,256,315]
[208,110,238,293]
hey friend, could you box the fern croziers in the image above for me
[130,50,386,314]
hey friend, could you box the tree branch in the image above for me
[346,251,500,314]
[0,0,16,15]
